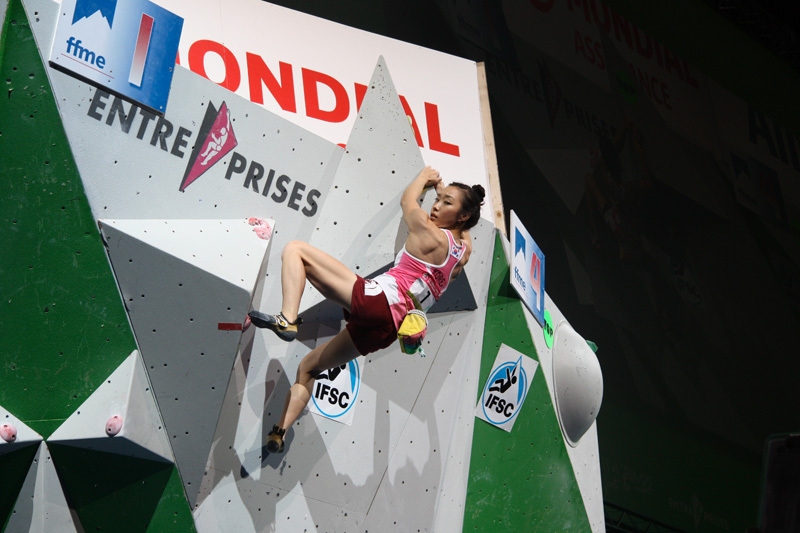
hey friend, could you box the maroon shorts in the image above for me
[345,276,397,355]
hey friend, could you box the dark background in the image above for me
[260,1,800,531]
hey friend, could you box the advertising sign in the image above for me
[475,344,538,432]
[510,210,546,326]
[155,0,492,221]
[49,0,183,113]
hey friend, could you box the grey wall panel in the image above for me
[249,57,434,515]
[193,465,367,533]
[99,218,273,507]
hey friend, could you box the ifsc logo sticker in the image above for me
[476,344,538,432]
[309,360,361,425]
[482,358,527,424]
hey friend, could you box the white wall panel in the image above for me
[25,0,344,329]
[0,406,42,452]
[364,219,494,532]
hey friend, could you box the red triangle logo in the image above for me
[179,102,238,191]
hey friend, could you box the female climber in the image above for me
[248,166,485,453]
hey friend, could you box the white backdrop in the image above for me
[158,0,493,217]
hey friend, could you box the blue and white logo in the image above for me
[476,344,538,432]
[481,357,528,425]
[310,360,361,425]
[50,0,183,113]
[510,210,546,326]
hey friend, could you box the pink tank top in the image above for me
[374,229,466,329]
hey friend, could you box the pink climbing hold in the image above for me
[247,217,273,240]
[0,423,17,443]
[105,415,123,437]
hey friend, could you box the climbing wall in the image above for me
[1,0,604,531]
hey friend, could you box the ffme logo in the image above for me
[51,0,182,113]
[64,0,154,84]
[65,37,106,70]
[60,0,119,74]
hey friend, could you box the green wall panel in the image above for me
[0,0,136,438]
[147,467,199,533]
[464,234,591,531]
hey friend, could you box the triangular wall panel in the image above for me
[5,442,79,533]
[0,407,42,452]
[48,351,174,463]
[44,351,195,531]
[48,443,176,533]
[361,219,495,532]
[252,57,440,515]
[99,218,274,508]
